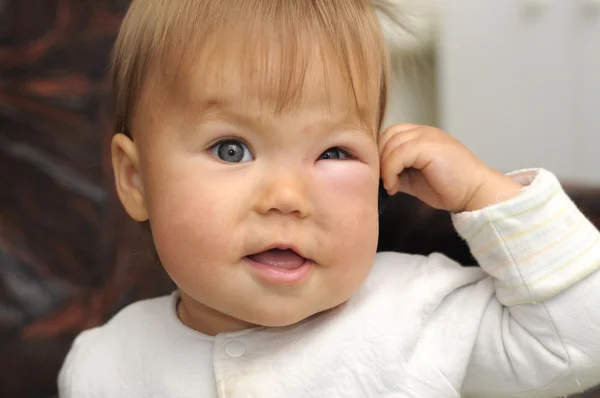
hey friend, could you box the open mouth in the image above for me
[246,248,307,270]
[244,247,313,284]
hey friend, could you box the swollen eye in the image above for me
[318,148,351,160]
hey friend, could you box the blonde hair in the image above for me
[112,0,390,136]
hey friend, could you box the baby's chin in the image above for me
[236,297,351,329]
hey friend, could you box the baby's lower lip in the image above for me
[243,256,313,284]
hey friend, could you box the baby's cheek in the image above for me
[313,161,379,264]
[319,161,376,187]
[146,179,234,269]
[314,162,378,214]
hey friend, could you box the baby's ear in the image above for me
[111,133,149,222]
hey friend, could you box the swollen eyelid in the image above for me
[318,147,354,161]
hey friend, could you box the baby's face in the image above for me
[130,61,381,334]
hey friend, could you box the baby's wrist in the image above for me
[461,170,524,213]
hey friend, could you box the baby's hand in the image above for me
[379,124,523,213]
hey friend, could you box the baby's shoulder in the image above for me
[370,251,480,277]
[107,293,175,330]
[327,251,491,342]
[58,295,175,394]
[362,251,487,296]
[71,294,173,350]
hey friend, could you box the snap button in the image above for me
[224,340,246,358]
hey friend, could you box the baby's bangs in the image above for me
[170,1,385,124]
[234,1,383,122]
[116,0,388,133]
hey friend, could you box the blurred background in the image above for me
[0,1,599,397]
[438,0,600,185]
[0,1,175,397]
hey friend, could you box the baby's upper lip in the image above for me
[248,243,310,261]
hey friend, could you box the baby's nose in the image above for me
[254,173,312,218]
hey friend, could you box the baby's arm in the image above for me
[378,124,600,396]
[454,169,600,397]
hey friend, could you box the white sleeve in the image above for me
[453,169,600,397]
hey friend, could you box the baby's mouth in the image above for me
[246,249,307,270]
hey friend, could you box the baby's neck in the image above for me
[176,290,257,336]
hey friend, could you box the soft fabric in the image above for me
[58,169,600,398]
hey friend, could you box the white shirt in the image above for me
[58,170,600,397]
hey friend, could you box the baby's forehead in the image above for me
[138,40,375,131]
[190,49,355,114]
[153,84,368,139]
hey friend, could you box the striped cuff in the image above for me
[452,169,600,306]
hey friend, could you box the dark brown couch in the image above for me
[1,1,599,397]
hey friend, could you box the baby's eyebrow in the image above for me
[187,96,375,139]
[193,104,268,133]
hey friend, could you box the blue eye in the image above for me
[318,147,353,160]
[210,139,254,163]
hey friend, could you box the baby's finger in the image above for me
[379,128,422,165]
[391,170,417,196]
[378,123,424,153]
[380,138,423,193]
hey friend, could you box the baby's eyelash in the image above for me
[318,147,356,160]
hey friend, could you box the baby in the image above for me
[58,0,600,397]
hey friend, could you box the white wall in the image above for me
[438,0,600,185]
